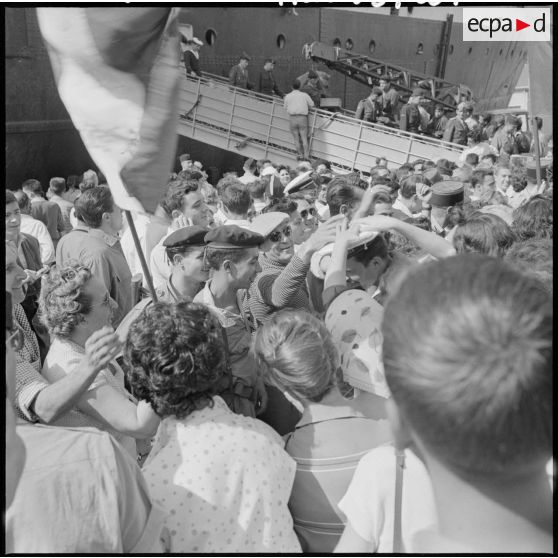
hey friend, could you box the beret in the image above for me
[249,212,290,238]
[179,153,191,162]
[204,225,264,249]
[430,180,465,208]
[284,170,315,196]
[163,225,209,248]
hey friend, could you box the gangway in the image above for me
[303,42,472,112]
[178,73,465,172]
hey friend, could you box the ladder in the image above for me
[303,42,473,111]
[178,73,464,172]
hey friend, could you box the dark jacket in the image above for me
[258,70,282,97]
[184,50,201,76]
[229,64,253,90]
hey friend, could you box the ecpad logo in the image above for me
[463,8,551,42]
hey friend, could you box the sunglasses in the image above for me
[6,328,24,352]
[268,226,292,243]
[299,208,316,219]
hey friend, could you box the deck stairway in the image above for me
[304,41,472,111]
[178,73,465,172]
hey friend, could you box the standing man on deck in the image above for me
[378,75,400,126]
[399,89,423,134]
[229,53,254,91]
[443,102,472,146]
[183,37,203,78]
[258,59,283,98]
[283,79,315,160]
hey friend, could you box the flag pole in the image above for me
[124,210,158,303]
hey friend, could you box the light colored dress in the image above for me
[142,396,302,553]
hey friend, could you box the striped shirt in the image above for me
[248,252,311,327]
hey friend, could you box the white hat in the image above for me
[310,231,379,279]
[260,166,278,177]
[284,170,314,196]
[191,37,203,46]
[248,212,290,238]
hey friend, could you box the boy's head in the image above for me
[382,255,552,479]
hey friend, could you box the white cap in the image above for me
[248,212,290,238]
[191,37,203,46]
[284,170,314,196]
[310,231,379,279]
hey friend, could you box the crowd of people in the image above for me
[5,128,553,553]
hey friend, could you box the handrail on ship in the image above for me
[178,74,464,172]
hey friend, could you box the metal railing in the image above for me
[178,75,464,171]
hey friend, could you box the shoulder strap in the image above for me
[393,447,406,553]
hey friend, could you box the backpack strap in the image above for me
[393,447,406,553]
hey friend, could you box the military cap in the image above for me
[204,225,264,249]
[430,180,465,208]
[240,52,251,61]
[163,225,209,249]
[284,170,315,196]
[178,153,191,163]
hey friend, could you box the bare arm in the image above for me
[32,327,122,423]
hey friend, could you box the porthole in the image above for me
[369,40,376,54]
[205,28,217,46]
[416,42,424,55]
[276,34,286,49]
[333,38,341,47]
[345,38,354,50]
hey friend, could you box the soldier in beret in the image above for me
[193,225,265,418]
[116,226,209,344]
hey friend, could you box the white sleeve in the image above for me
[337,447,390,548]
[35,222,55,264]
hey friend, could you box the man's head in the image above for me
[204,225,263,289]
[464,153,479,169]
[504,115,519,134]
[163,226,209,285]
[74,186,122,234]
[480,153,498,168]
[79,170,98,193]
[494,166,511,192]
[369,86,383,101]
[5,190,21,244]
[243,157,257,175]
[179,153,193,172]
[21,179,42,199]
[239,54,250,69]
[326,177,363,219]
[378,75,391,92]
[382,255,552,479]
[48,177,66,197]
[292,79,301,90]
[13,190,32,216]
[161,178,211,228]
[263,58,275,71]
[398,174,430,213]
[220,183,251,219]
[434,105,444,118]
[345,233,390,290]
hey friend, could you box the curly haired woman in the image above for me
[124,301,301,553]
[40,262,160,458]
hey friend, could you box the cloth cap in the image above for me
[284,170,315,196]
[163,225,209,248]
[310,231,379,280]
[307,70,318,79]
[412,88,424,97]
[191,37,203,46]
[204,225,264,249]
[248,212,290,238]
[430,180,464,207]
[179,153,191,163]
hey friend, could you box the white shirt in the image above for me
[392,196,414,218]
[283,89,314,116]
[238,172,258,185]
[149,228,173,289]
[507,182,543,209]
[338,445,437,552]
[142,396,301,553]
[121,213,151,283]
[19,214,55,264]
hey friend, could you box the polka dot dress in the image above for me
[142,396,301,553]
